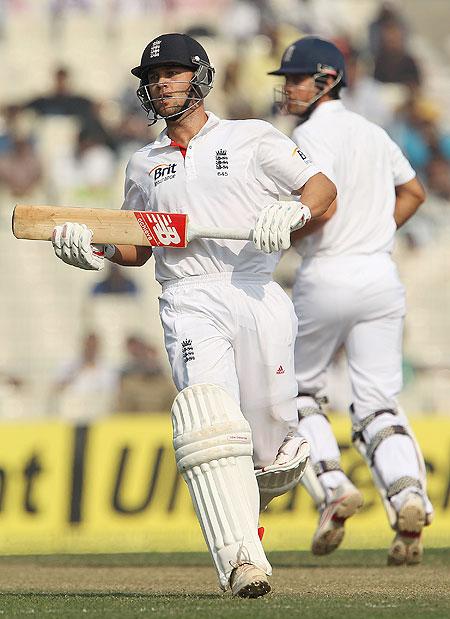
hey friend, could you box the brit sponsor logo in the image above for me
[149,163,177,186]
[215,149,229,176]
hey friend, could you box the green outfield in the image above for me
[0,550,449,618]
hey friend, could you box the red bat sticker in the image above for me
[134,211,188,248]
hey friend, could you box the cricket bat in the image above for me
[12,204,254,248]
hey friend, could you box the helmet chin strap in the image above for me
[162,87,202,123]
[279,71,343,122]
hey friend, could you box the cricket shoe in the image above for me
[229,562,271,598]
[311,482,363,556]
[388,493,426,566]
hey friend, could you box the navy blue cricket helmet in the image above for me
[269,36,347,86]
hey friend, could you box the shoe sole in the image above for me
[388,499,426,566]
[235,580,271,598]
[312,491,363,556]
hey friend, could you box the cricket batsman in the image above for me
[269,36,433,565]
[50,33,336,596]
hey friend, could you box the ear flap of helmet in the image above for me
[190,56,215,99]
[136,82,158,123]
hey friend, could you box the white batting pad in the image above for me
[351,406,433,527]
[172,383,271,589]
[256,435,310,511]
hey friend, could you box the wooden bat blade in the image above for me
[12,205,189,248]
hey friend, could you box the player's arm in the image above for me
[293,172,337,219]
[253,125,336,253]
[289,127,337,241]
[252,171,336,254]
[394,177,426,228]
[387,133,425,228]
[108,244,152,267]
[109,173,153,266]
[291,198,337,242]
[51,172,153,270]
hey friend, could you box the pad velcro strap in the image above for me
[298,393,329,405]
[298,406,329,423]
[387,476,422,499]
[367,425,409,465]
[352,408,397,442]
[313,459,342,477]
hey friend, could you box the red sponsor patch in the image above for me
[134,211,188,248]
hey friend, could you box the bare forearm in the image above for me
[394,177,426,228]
[394,194,423,228]
[294,172,336,219]
[109,244,152,266]
[292,199,337,242]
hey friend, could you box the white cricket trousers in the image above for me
[159,272,299,468]
[292,253,429,508]
[293,253,406,415]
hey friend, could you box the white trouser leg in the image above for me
[172,383,271,590]
[161,278,299,470]
[347,314,433,524]
[234,281,299,468]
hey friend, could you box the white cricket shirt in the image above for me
[122,112,319,283]
[291,100,416,258]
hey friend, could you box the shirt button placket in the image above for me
[185,143,197,179]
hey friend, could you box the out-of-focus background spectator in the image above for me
[90,262,140,296]
[0,0,449,420]
[116,335,177,413]
[49,331,118,421]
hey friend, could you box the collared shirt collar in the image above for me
[152,111,221,150]
[309,99,345,121]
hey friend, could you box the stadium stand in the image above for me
[0,0,448,418]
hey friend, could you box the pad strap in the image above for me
[313,459,342,477]
[352,408,397,442]
[366,425,409,465]
[297,406,329,423]
[386,476,422,499]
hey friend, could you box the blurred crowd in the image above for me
[0,0,449,420]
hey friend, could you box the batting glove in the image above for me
[253,201,311,254]
[52,222,114,270]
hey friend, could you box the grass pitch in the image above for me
[0,550,448,618]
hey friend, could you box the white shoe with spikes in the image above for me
[388,493,426,566]
[312,482,363,556]
[229,562,271,598]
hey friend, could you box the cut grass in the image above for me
[0,550,448,618]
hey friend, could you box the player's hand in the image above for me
[52,222,105,270]
[253,201,311,254]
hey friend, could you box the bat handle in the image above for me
[188,226,254,242]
